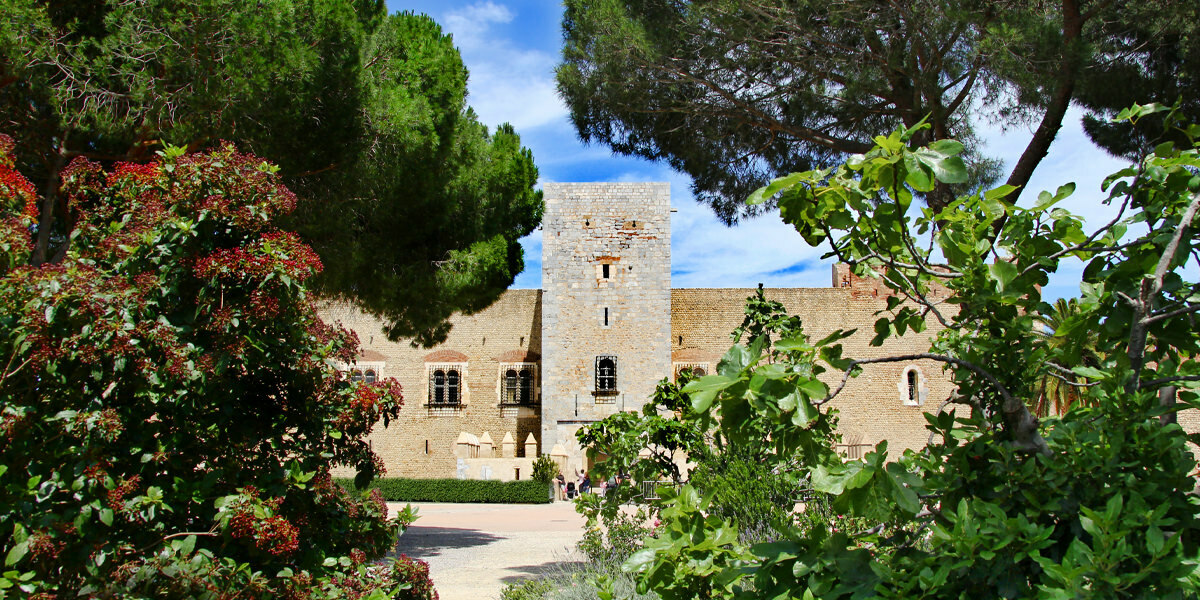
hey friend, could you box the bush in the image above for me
[688,445,799,544]
[339,477,551,503]
[0,141,411,597]
[533,454,558,484]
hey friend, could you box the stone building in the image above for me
[324,182,957,481]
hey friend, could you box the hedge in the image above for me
[337,477,552,504]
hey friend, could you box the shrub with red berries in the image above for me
[0,139,419,598]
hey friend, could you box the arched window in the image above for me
[350,370,363,382]
[596,356,617,392]
[433,370,446,404]
[519,368,534,403]
[899,366,925,406]
[692,367,706,377]
[447,370,460,404]
[504,369,518,404]
[364,369,377,384]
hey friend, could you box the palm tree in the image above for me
[1031,299,1103,417]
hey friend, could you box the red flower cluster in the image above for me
[107,474,141,510]
[29,531,66,562]
[194,231,323,282]
[228,492,301,558]
[391,554,438,600]
[107,161,161,187]
[0,134,37,223]
[169,143,297,228]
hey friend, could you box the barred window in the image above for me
[430,368,463,405]
[432,370,447,404]
[519,368,534,403]
[447,370,460,404]
[596,356,617,392]
[504,369,519,404]
[364,369,377,384]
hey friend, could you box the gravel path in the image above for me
[388,501,587,600]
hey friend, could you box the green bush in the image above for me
[688,445,799,544]
[533,454,558,484]
[338,478,551,503]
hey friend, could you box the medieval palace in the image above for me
[324,183,955,480]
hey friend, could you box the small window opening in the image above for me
[602,264,610,278]
[364,369,377,383]
[351,370,363,383]
[519,368,534,403]
[505,369,518,404]
[447,370,460,404]
[604,307,609,326]
[596,356,617,392]
[433,370,446,403]
[425,440,430,454]
[907,370,918,405]
[678,336,683,345]
[515,468,520,480]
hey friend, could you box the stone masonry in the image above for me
[540,183,672,474]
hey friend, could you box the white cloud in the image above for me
[442,1,513,49]
[439,2,567,131]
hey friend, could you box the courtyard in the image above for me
[389,502,588,600]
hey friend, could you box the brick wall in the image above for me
[671,284,955,455]
[322,290,543,479]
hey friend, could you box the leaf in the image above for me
[748,172,808,205]
[99,509,113,527]
[1071,366,1107,379]
[4,541,27,566]
[796,378,828,401]
[988,261,1018,292]
[623,548,658,573]
[178,534,196,557]
[682,375,738,413]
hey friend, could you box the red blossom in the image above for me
[193,231,323,282]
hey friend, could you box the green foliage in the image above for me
[557,0,1200,222]
[340,478,551,504]
[2,0,542,346]
[533,455,559,485]
[578,506,656,572]
[615,108,1200,599]
[500,577,556,600]
[687,445,799,544]
[0,140,417,597]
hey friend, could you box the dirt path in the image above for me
[388,501,587,600]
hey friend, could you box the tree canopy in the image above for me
[557,0,1199,223]
[1,0,542,346]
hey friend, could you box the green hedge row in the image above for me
[337,477,552,504]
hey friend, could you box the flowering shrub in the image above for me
[0,137,419,598]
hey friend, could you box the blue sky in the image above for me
[388,0,1135,299]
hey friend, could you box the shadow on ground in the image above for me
[391,526,503,558]
[499,560,588,585]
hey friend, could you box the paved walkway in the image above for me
[388,501,587,600]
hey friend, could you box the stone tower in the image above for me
[540,183,672,471]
